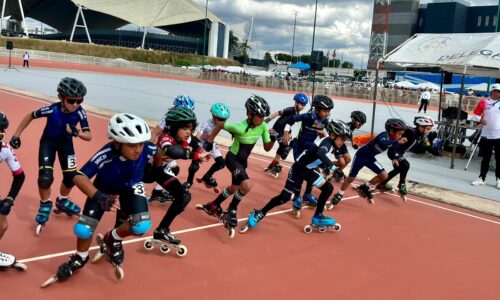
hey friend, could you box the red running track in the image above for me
[1,89,499,299]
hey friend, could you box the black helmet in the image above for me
[312,95,334,110]
[57,77,87,98]
[165,106,197,124]
[0,111,8,130]
[245,94,270,117]
[351,111,366,124]
[385,118,406,132]
[326,120,351,138]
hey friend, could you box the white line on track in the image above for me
[5,89,499,264]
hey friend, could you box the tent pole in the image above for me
[370,60,380,138]
[450,69,466,169]
[438,70,444,123]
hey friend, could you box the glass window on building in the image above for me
[419,17,423,27]
[477,16,482,27]
[494,16,497,28]
[485,16,490,27]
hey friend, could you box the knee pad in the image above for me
[38,169,54,189]
[278,189,294,205]
[129,212,152,236]
[188,161,200,173]
[73,215,99,239]
[214,156,225,170]
[62,171,76,188]
[320,181,334,194]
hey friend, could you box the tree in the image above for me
[229,31,239,54]
[242,40,252,59]
[264,52,274,63]
[341,61,353,68]
[274,53,292,63]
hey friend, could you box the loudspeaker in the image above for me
[442,107,468,121]
[310,50,323,71]
[443,72,453,84]
[6,41,13,50]
[495,78,500,83]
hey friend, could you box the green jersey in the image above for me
[224,119,271,161]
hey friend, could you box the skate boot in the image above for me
[292,194,302,219]
[327,193,343,210]
[357,183,374,204]
[221,209,237,238]
[54,196,81,216]
[0,252,27,271]
[143,228,187,256]
[93,232,124,280]
[304,214,341,233]
[196,176,220,193]
[240,209,266,233]
[148,189,173,204]
[195,201,223,218]
[264,162,282,178]
[183,182,192,191]
[41,254,88,287]
[398,183,408,202]
[303,193,318,208]
[375,183,393,193]
[35,200,53,236]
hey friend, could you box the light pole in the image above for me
[291,11,298,63]
[310,0,319,100]
[201,0,208,70]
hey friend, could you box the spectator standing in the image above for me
[418,87,431,114]
[22,52,30,68]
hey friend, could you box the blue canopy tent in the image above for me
[287,61,310,70]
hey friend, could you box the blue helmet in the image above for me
[293,93,309,105]
[173,95,195,110]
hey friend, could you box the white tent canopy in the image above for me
[382,33,500,77]
[72,0,223,27]
[468,82,489,91]
[394,80,417,89]
[416,81,441,91]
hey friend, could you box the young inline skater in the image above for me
[0,112,27,271]
[327,118,407,208]
[240,120,350,233]
[197,95,275,238]
[376,115,441,201]
[192,103,231,193]
[149,95,196,203]
[42,113,156,286]
[10,77,92,235]
[263,93,308,178]
[332,111,367,170]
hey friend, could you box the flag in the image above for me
[332,49,336,59]
[326,50,330,59]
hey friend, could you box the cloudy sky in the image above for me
[193,0,499,67]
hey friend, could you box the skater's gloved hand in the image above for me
[264,117,271,123]
[352,143,359,150]
[269,129,279,143]
[92,191,118,212]
[203,141,213,152]
[0,197,14,215]
[9,136,21,149]
[329,166,344,181]
[66,124,80,137]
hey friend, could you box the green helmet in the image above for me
[165,106,197,124]
[211,103,230,119]
[326,120,351,138]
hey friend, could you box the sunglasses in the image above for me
[214,117,227,122]
[64,98,84,105]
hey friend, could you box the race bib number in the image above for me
[67,154,77,169]
[132,183,146,196]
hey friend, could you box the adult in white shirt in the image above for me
[418,87,431,114]
[471,83,500,188]
[22,52,29,68]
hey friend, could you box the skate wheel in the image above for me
[368,198,375,204]
[239,224,249,234]
[41,275,58,288]
[12,262,27,271]
[402,195,407,202]
[318,227,327,233]
[333,223,342,232]
[195,203,204,210]
[176,245,187,257]
[35,224,43,236]
[228,228,235,239]
[303,225,313,234]
[292,209,300,219]
[213,187,220,194]
[160,244,171,254]
[114,265,124,280]
[196,177,203,183]
[91,251,104,263]
[326,203,334,211]
[143,240,154,251]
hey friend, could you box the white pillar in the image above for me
[70,5,92,43]
[17,0,28,37]
[1,0,6,32]
[141,27,147,49]
[223,25,229,59]
[208,21,218,57]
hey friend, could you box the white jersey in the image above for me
[0,141,22,175]
[482,99,500,139]
[198,119,222,158]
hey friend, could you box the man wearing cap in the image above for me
[471,83,500,189]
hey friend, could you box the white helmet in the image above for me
[108,113,151,143]
[414,115,435,127]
